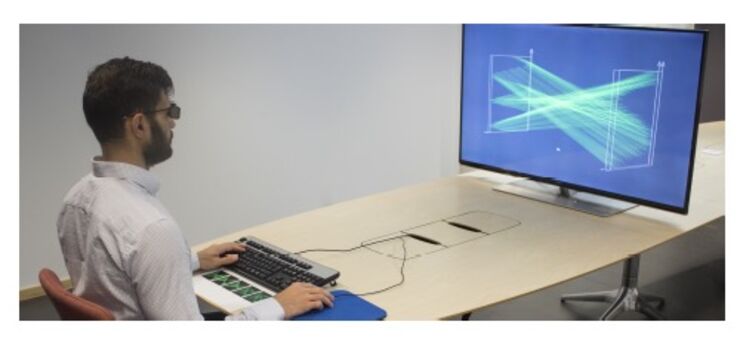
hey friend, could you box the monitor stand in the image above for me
[560,254,666,320]
[494,179,636,217]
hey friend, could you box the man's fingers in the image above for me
[297,283,333,300]
[306,288,331,298]
[302,287,333,308]
[212,242,245,259]
[219,254,240,265]
[217,242,246,252]
[317,293,334,308]
[309,286,334,301]
[302,283,331,296]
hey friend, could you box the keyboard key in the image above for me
[245,292,271,302]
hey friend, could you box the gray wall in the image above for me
[20,25,462,288]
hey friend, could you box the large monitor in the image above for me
[460,24,707,215]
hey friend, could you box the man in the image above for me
[57,57,333,320]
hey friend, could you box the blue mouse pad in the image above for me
[292,290,387,321]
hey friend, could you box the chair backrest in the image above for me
[38,268,115,320]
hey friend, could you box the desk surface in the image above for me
[194,121,724,320]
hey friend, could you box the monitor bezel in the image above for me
[458,24,709,215]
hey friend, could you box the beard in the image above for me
[143,117,173,168]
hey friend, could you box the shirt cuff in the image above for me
[225,298,285,321]
[190,251,200,272]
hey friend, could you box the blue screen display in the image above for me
[460,24,705,211]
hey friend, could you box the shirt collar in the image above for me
[91,157,160,195]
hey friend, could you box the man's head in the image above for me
[83,57,179,168]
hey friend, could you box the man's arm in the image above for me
[128,219,204,320]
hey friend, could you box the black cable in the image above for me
[294,235,409,297]
[294,234,406,255]
[346,236,407,297]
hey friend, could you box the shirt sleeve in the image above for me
[225,297,285,321]
[128,219,205,320]
[190,250,200,272]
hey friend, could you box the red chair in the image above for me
[38,268,115,320]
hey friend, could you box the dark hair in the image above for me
[82,57,173,143]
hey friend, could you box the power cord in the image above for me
[294,235,409,297]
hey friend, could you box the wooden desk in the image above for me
[194,121,724,320]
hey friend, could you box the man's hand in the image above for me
[274,282,335,319]
[197,242,246,271]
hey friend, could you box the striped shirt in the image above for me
[57,158,284,320]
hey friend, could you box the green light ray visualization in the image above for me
[488,57,656,167]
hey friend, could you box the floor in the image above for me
[19,218,724,321]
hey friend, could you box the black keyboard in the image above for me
[226,236,340,293]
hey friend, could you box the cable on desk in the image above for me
[294,235,409,297]
[349,236,407,297]
[334,235,406,298]
[294,234,407,255]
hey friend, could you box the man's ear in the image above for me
[128,112,149,139]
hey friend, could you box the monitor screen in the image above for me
[460,24,706,214]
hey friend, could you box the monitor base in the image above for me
[494,179,636,217]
